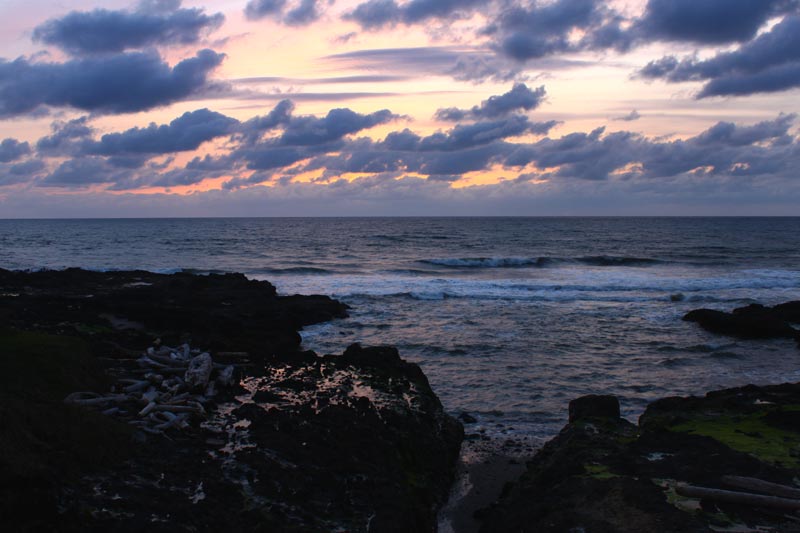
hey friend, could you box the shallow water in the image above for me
[2,217,799,439]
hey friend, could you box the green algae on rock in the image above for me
[479,384,800,533]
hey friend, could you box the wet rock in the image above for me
[568,394,620,423]
[479,383,800,533]
[0,268,461,533]
[184,352,212,390]
[683,301,800,342]
[459,412,478,424]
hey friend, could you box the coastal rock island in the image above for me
[0,268,462,532]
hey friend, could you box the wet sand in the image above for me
[438,435,540,533]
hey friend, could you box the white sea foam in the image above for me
[267,268,800,303]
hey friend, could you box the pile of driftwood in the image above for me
[64,343,240,435]
[677,476,800,512]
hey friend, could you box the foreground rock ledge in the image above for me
[0,268,463,532]
[480,385,800,532]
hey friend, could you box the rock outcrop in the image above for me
[479,384,800,532]
[683,301,800,344]
[0,268,462,532]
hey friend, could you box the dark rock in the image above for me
[568,394,621,423]
[0,268,462,533]
[459,412,478,424]
[683,301,800,342]
[479,383,800,533]
[773,301,800,323]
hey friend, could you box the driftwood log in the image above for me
[722,476,800,500]
[676,484,800,510]
[64,343,241,435]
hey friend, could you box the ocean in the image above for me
[2,217,799,442]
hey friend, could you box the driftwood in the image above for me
[152,403,204,414]
[64,392,131,405]
[676,484,800,510]
[722,476,800,500]
[185,353,213,390]
[64,342,238,435]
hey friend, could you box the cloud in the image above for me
[324,46,584,83]
[279,108,398,146]
[0,138,31,162]
[33,1,224,55]
[491,0,631,61]
[435,83,546,121]
[232,74,412,84]
[82,109,238,156]
[612,110,641,122]
[344,0,484,30]
[0,159,46,186]
[239,99,295,141]
[0,49,224,117]
[231,105,399,172]
[694,114,796,146]
[633,0,798,45]
[418,115,557,151]
[638,15,800,97]
[36,117,93,155]
[17,89,799,211]
[39,157,130,188]
[244,0,324,26]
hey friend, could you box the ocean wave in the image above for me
[419,255,663,269]
[271,268,800,304]
[252,267,334,275]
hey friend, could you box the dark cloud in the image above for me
[344,0,484,30]
[13,89,798,205]
[435,83,546,121]
[83,109,238,156]
[0,159,46,186]
[341,0,798,86]
[694,114,796,146]
[0,138,31,162]
[507,116,799,181]
[36,117,93,155]
[232,74,411,84]
[245,0,287,20]
[302,113,798,183]
[638,16,800,97]
[634,0,798,45]
[492,0,632,61]
[612,110,641,122]
[344,0,399,29]
[298,114,558,179]
[244,0,324,26]
[418,115,557,151]
[239,99,295,142]
[39,157,129,188]
[279,108,397,146]
[324,46,590,83]
[232,105,398,171]
[0,49,224,117]
[33,1,224,55]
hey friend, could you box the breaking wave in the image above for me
[419,256,663,269]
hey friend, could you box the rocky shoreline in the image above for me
[477,383,800,532]
[475,300,800,532]
[3,268,799,532]
[0,269,462,532]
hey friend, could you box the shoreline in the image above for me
[2,267,800,531]
[0,268,462,531]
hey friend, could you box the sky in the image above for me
[1,0,800,217]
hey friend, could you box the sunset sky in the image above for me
[1,0,799,216]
